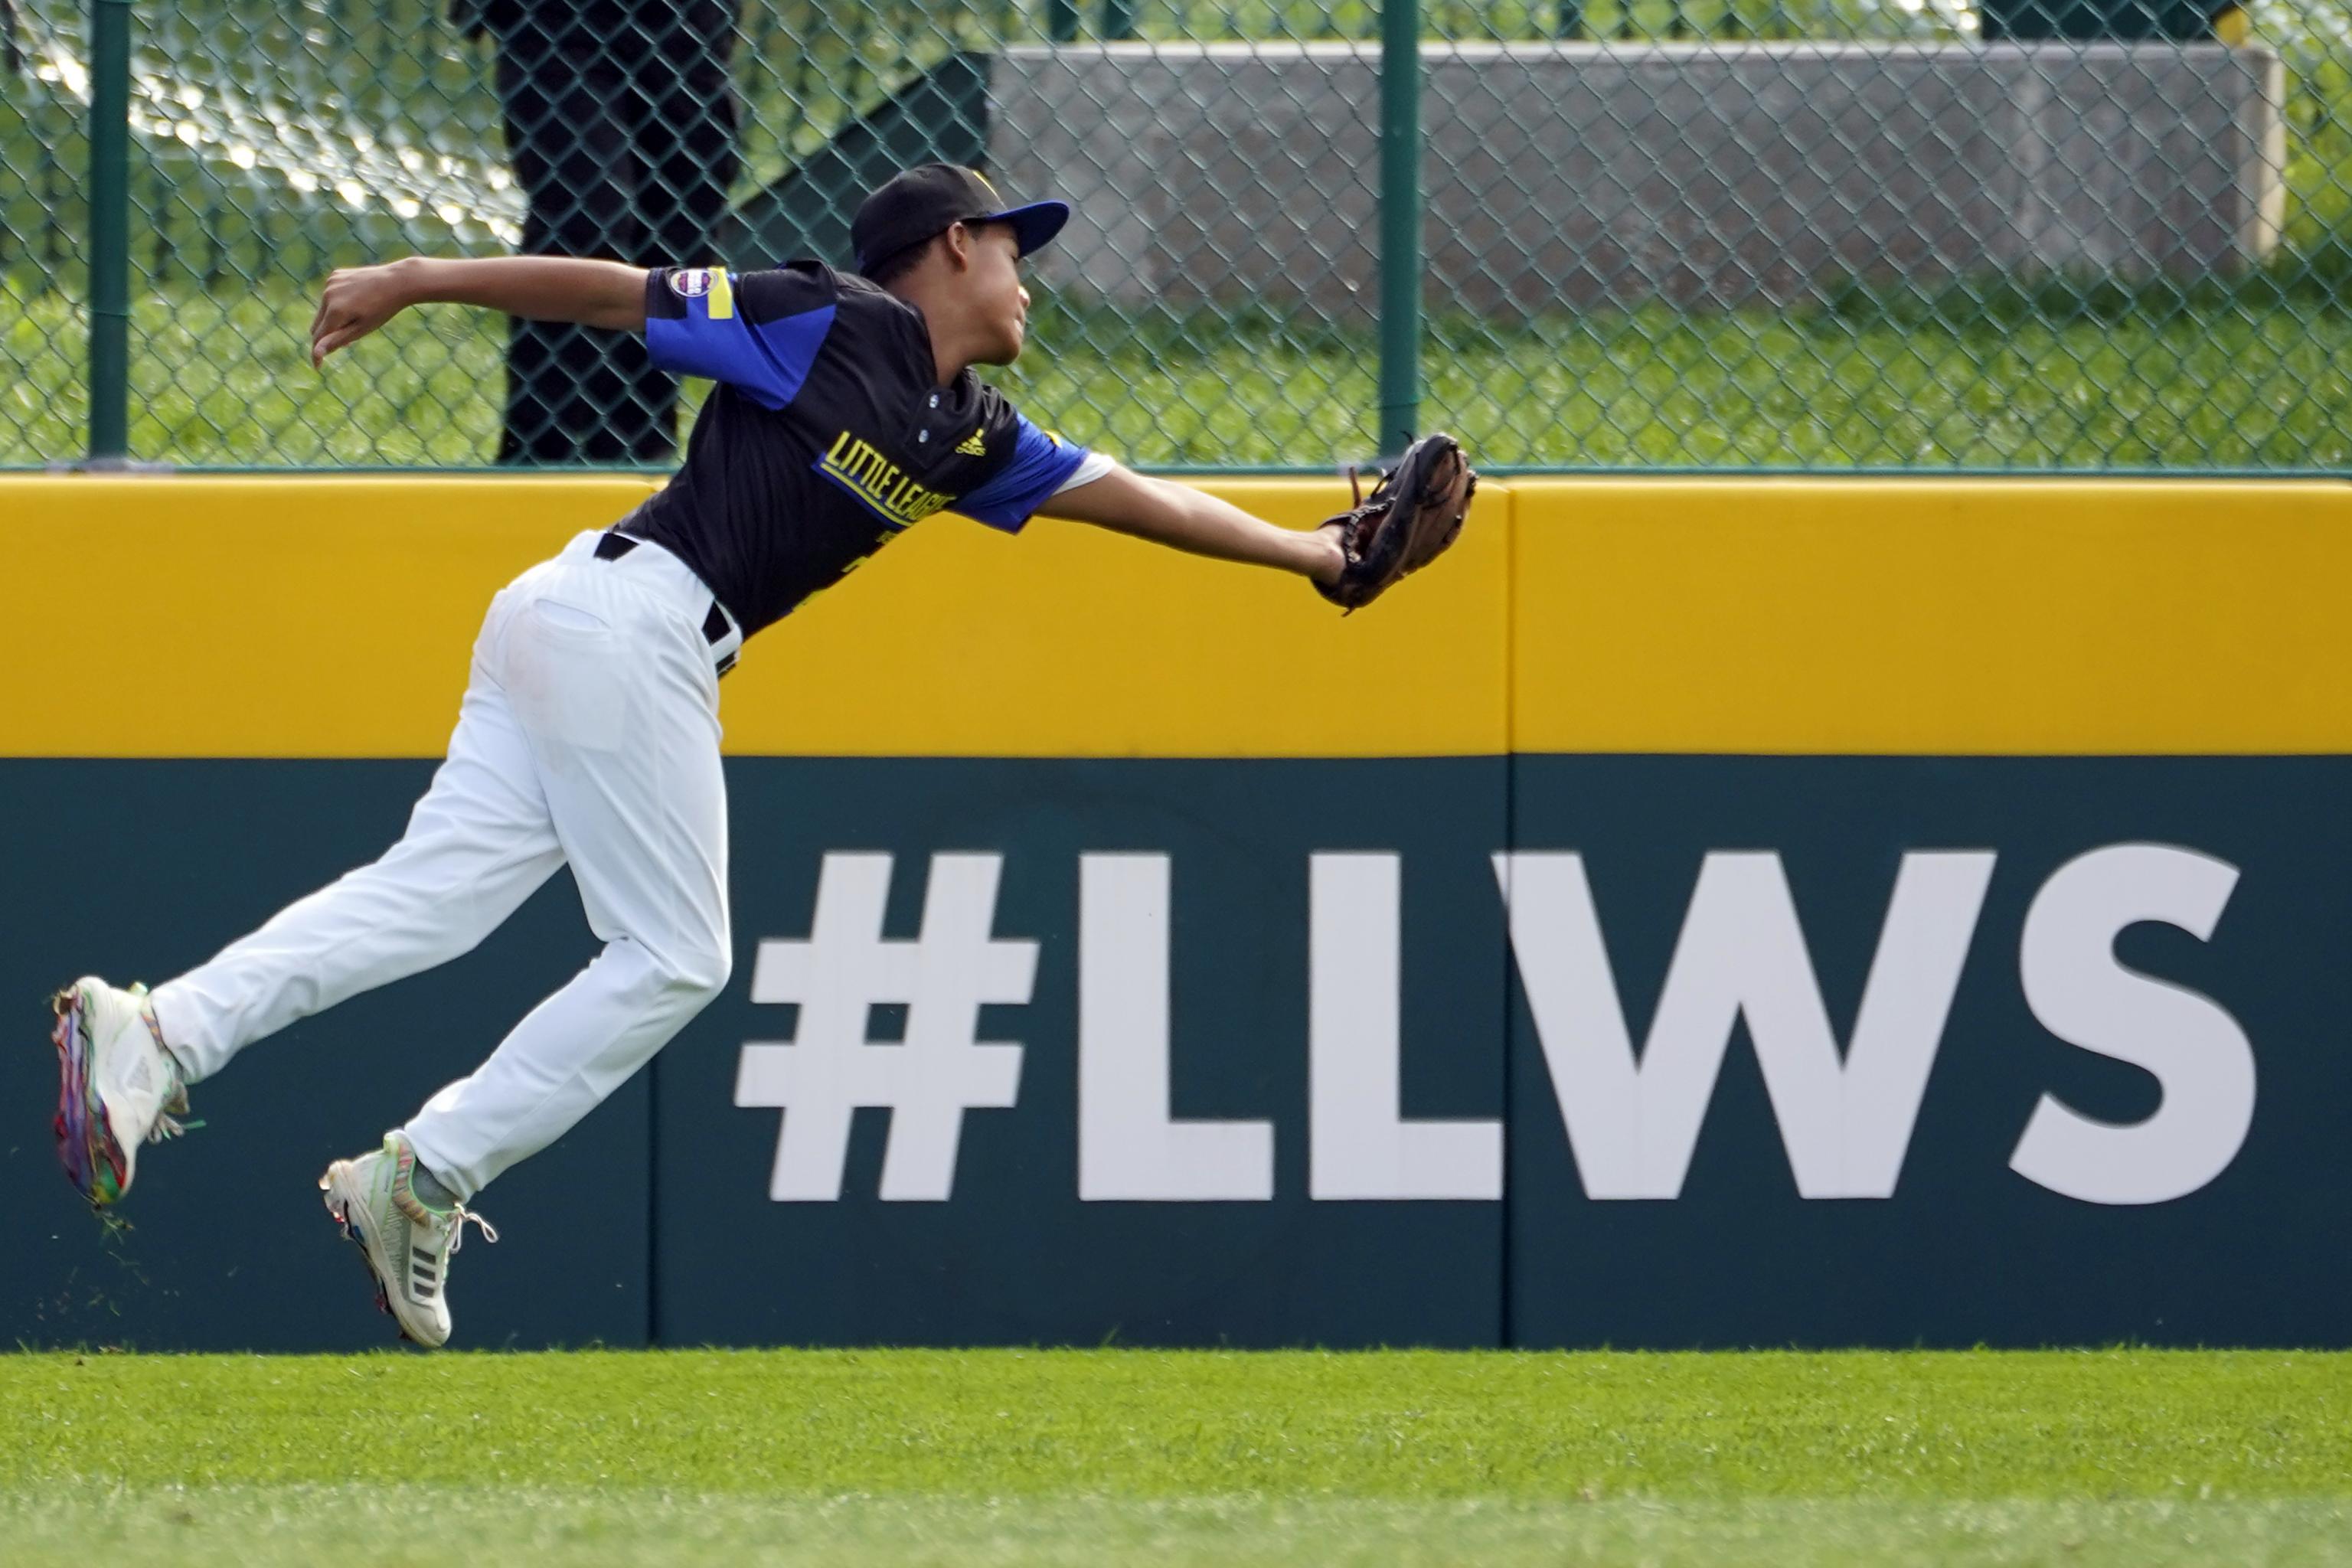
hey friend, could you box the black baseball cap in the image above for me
[851,164,1070,276]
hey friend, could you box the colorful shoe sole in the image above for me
[51,987,128,1209]
[322,1171,408,1343]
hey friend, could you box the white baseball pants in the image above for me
[149,531,741,1199]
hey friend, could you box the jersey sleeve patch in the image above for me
[644,266,833,410]
[953,416,1092,533]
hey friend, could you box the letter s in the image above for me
[2010,844,2254,1205]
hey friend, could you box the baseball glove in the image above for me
[1315,433,1478,613]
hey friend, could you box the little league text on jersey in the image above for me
[818,429,960,529]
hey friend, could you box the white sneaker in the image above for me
[50,977,194,1208]
[319,1134,497,1348]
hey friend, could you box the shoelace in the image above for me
[145,1071,201,1142]
[446,1206,500,1253]
[140,1001,202,1142]
[387,1155,498,1251]
[392,1187,501,1253]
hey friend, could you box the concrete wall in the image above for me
[988,42,2285,315]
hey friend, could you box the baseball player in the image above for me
[49,164,1475,1347]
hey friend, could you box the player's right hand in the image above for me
[310,259,418,368]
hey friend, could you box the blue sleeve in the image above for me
[954,416,1091,533]
[642,267,834,411]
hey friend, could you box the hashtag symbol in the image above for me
[735,853,1037,1201]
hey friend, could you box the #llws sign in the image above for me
[734,844,2249,1209]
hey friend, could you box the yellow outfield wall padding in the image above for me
[1512,479,2352,754]
[2,476,658,760]
[731,479,1508,756]
[11,475,2350,759]
[0,475,1510,759]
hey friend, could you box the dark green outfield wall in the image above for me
[2,761,651,1352]
[1506,756,2352,1351]
[5,756,2347,1351]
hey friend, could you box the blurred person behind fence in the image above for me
[455,0,742,464]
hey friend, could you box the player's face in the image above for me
[962,223,1031,365]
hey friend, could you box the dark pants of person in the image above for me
[494,7,739,464]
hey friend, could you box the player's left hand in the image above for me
[310,259,418,368]
[1315,433,1479,613]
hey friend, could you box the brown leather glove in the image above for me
[1315,433,1478,614]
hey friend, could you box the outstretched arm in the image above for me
[309,256,648,368]
[1043,461,1344,588]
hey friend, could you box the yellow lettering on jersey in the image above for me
[707,267,735,321]
[820,429,954,528]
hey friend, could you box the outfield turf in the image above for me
[2,1349,2347,1565]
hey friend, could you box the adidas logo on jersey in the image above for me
[955,430,987,457]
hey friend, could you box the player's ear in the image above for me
[942,221,975,273]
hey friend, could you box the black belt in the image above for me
[593,531,738,675]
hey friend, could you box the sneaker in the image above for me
[319,1134,496,1348]
[51,977,194,1209]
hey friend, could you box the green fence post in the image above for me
[1047,0,1081,43]
[87,0,132,465]
[1102,0,1138,39]
[1377,0,1421,456]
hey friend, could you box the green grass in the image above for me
[2,1348,2348,1565]
[8,276,2352,471]
[8,1493,2352,1567]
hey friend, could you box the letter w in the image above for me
[1493,851,1994,1200]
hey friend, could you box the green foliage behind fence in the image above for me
[3,0,2347,469]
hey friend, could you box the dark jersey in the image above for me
[619,262,1090,637]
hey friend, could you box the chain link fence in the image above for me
[3,0,2347,469]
